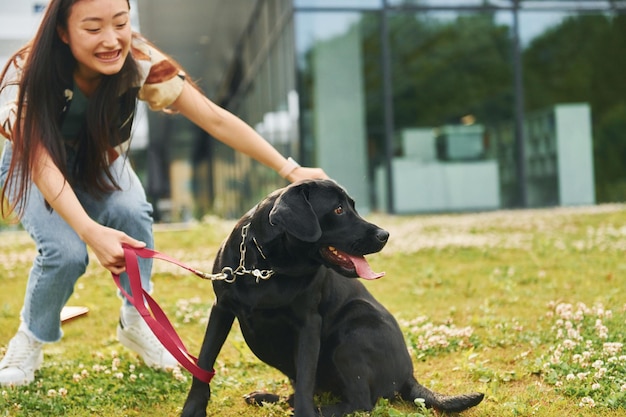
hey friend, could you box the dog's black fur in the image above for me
[181,179,483,417]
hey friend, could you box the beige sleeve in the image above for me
[134,38,186,111]
[138,73,185,111]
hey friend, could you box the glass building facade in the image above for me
[189,0,626,218]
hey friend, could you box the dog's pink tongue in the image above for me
[349,255,385,280]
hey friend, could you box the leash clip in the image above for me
[157,223,275,285]
[251,269,274,283]
[219,267,237,283]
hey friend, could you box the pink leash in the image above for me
[111,244,215,383]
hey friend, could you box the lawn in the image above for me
[1,205,625,416]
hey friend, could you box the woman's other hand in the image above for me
[82,223,146,275]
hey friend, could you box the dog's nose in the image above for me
[376,230,389,243]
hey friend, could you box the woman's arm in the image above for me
[31,147,146,275]
[170,82,328,182]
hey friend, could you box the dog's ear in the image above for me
[268,184,322,242]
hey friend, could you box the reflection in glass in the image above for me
[202,1,626,217]
[294,0,382,8]
[521,11,626,203]
[381,10,513,212]
[295,11,378,213]
[387,0,487,6]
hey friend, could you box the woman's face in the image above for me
[57,0,132,81]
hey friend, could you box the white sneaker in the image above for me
[117,307,178,370]
[0,330,44,386]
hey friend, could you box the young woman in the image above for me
[0,0,326,386]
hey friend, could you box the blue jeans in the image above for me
[0,140,154,342]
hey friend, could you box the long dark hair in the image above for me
[0,0,141,218]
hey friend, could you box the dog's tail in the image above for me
[401,378,484,413]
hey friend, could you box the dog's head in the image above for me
[267,179,388,279]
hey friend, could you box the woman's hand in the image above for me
[286,166,329,183]
[81,222,146,276]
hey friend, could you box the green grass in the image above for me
[1,206,626,416]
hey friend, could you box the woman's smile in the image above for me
[96,49,122,62]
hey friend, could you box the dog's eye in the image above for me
[334,205,344,215]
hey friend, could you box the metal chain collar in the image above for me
[195,223,275,284]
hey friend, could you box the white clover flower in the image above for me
[578,397,595,408]
[555,303,573,319]
[563,339,577,350]
[595,319,609,339]
[172,367,187,382]
[591,360,604,369]
[594,368,607,379]
[603,342,623,356]
[567,328,581,340]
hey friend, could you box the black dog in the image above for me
[181,179,483,417]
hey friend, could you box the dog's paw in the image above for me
[180,402,208,417]
[181,385,210,417]
[244,391,281,406]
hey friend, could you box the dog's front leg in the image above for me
[292,312,323,417]
[181,303,235,417]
